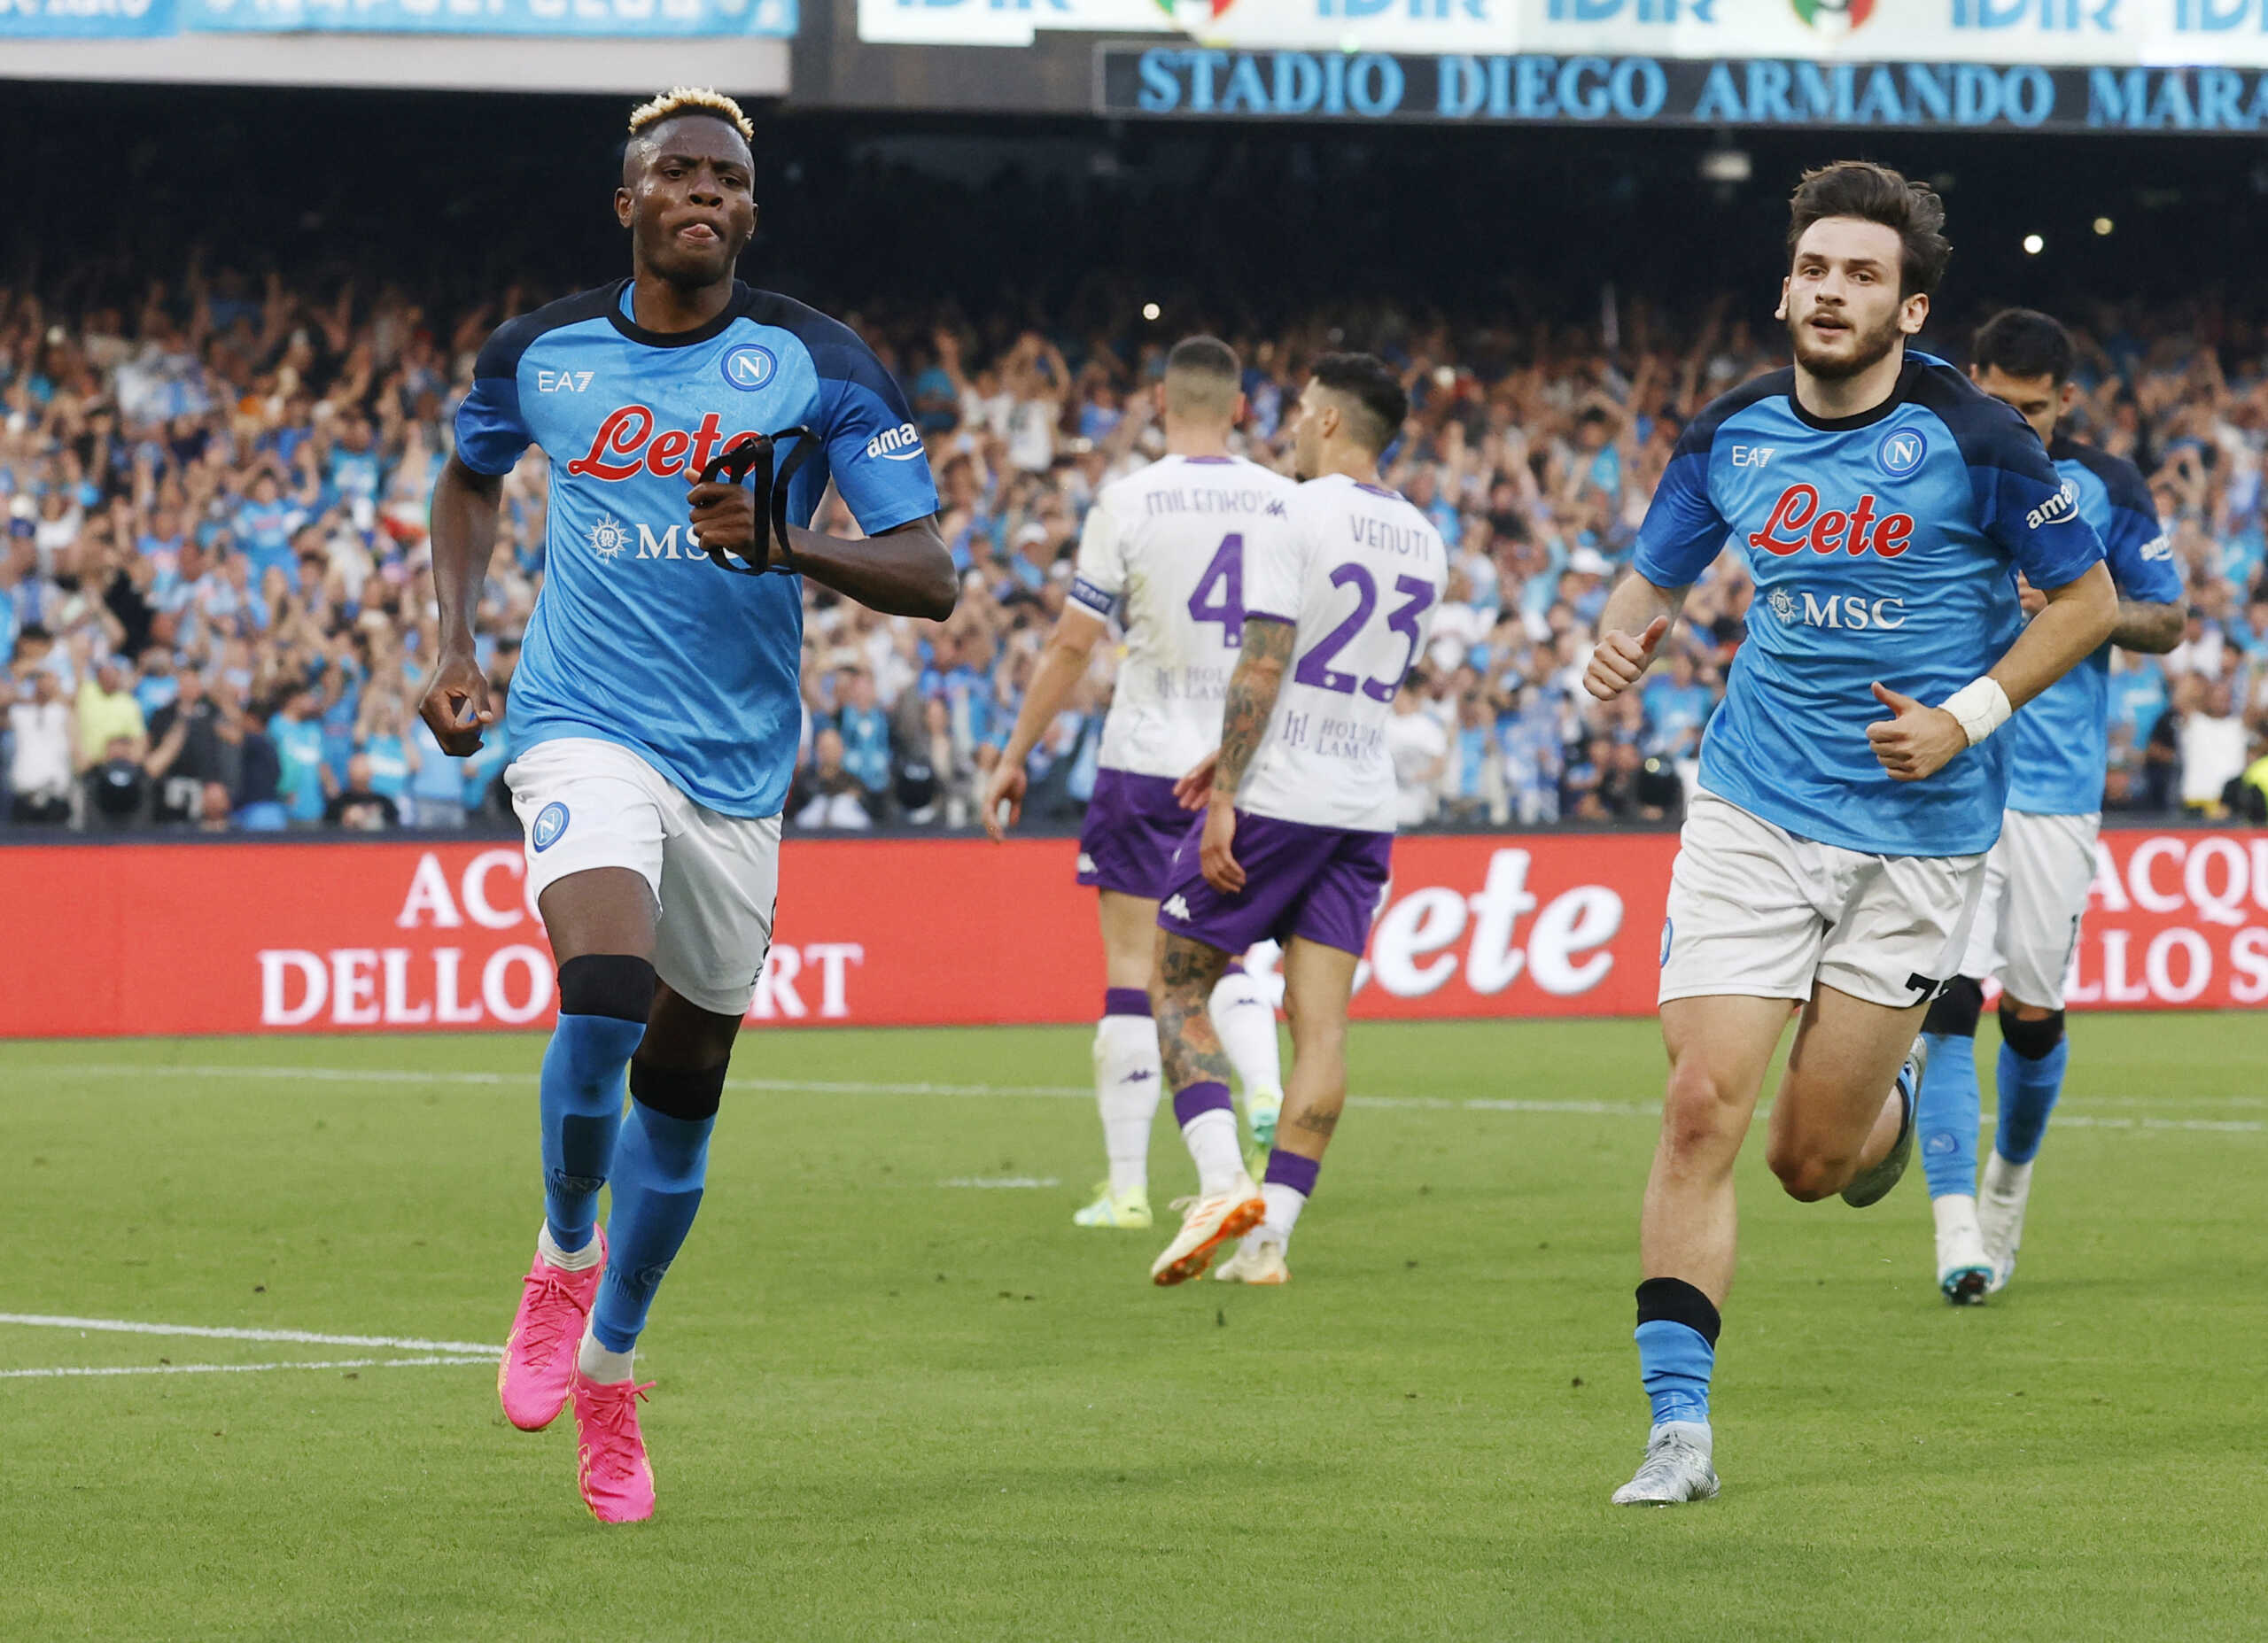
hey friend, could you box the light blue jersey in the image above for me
[454,280,938,818]
[2004,438,2181,817]
[1635,352,2103,857]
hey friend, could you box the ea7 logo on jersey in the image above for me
[1748,484,1915,558]
[1766,587,1908,630]
[2026,482,2079,531]
[866,422,924,462]
[537,370,594,394]
[1731,446,1775,468]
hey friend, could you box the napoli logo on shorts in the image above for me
[532,802,571,853]
[1876,428,1927,478]
[1659,917,1674,967]
[720,345,776,391]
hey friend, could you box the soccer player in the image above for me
[417,89,955,1523]
[983,337,1290,1231]
[1585,162,2117,1505]
[1915,309,2184,1302]
[1146,353,1444,1287]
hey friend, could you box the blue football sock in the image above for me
[1635,1320,1713,1427]
[1915,1030,1981,1201]
[540,1012,646,1252]
[1995,1037,2069,1166]
[590,1099,715,1354]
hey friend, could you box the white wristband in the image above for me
[1938,678,2012,748]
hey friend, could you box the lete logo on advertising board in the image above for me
[1,830,2263,1038]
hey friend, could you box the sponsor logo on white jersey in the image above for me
[866,422,925,461]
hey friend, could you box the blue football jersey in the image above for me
[2004,438,2181,817]
[1634,351,2105,857]
[454,280,938,818]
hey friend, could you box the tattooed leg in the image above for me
[1153,931,1236,1093]
[1273,936,1360,1165]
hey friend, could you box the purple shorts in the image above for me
[1156,810,1393,958]
[1077,767,1200,900]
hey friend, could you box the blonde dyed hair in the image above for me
[628,87,754,143]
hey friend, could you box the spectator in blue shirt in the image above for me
[1641,648,1716,758]
[831,668,894,812]
[267,687,333,824]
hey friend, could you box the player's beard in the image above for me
[1787,303,1905,383]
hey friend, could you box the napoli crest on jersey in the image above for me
[720,344,776,391]
[532,802,571,852]
[1876,427,1927,478]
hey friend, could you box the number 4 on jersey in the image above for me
[1186,533,1245,646]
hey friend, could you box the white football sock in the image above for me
[539,1220,604,1271]
[578,1326,635,1384]
[1208,970,1283,1103]
[1982,1152,2033,1201]
[1180,1108,1246,1198]
[1260,1181,1307,1244]
[1093,1014,1163,1196]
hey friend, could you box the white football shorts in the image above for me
[1956,809,2100,1011]
[507,736,781,1017]
[1658,788,1987,1011]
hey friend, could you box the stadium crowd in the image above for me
[5,267,2268,834]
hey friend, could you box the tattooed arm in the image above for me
[1197,616,1296,895]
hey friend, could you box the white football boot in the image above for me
[1149,1176,1265,1286]
[1611,1422,1720,1507]
[1213,1236,1289,1285]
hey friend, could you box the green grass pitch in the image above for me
[4,1014,2263,1640]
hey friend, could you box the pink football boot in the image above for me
[497,1227,606,1432]
[573,1371,657,1523]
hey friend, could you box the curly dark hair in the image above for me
[1786,161,1952,298]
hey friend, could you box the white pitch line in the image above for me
[0,1355,495,1380]
[7,1063,2260,1131]
[0,1314,500,1354]
[938,1176,1060,1190]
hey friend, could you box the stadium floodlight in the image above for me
[1698,149,1751,183]
[1142,302,1161,322]
[2023,234,2045,255]
[2093,217,2115,236]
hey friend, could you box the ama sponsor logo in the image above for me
[866,422,925,462]
[1748,484,1915,558]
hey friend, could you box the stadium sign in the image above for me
[5,829,2264,1036]
[0,0,793,34]
[1098,47,2268,128]
[863,0,2268,68]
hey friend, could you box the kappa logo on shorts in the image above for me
[1076,852,1098,874]
[532,802,571,853]
[1163,894,1192,921]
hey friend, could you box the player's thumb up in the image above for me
[1637,615,1671,656]
[1870,681,1920,715]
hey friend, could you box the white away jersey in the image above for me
[1068,453,1298,780]
[1234,473,1447,833]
